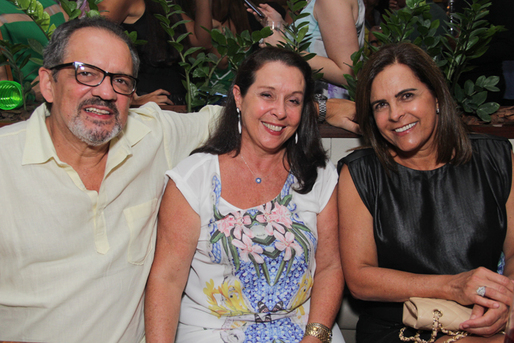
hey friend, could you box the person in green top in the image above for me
[0,0,67,99]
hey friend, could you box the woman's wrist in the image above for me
[303,322,332,343]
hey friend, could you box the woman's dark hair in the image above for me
[212,0,251,34]
[355,42,472,171]
[194,46,327,194]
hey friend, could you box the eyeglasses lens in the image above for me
[75,64,135,95]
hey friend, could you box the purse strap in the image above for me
[399,310,469,343]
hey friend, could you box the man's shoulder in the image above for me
[0,121,28,165]
[0,120,28,139]
[0,105,47,153]
[128,103,221,132]
[128,102,188,123]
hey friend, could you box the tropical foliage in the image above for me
[343,0,504,122]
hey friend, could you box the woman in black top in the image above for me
[338,42,514,343]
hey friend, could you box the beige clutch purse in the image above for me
[400,297,472,343]
[403,297,472,330]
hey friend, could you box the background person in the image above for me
[145,46,345,343]
[338,42,514,343]
[98,0,213,106]
[253,0,365,99]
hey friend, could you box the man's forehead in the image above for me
[68,27,119,44]
[64,27,133,72]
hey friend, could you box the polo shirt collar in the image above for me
[22,104,151,166]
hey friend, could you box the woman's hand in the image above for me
[389,0,400,10]
[460,303,509,336]
[445,267,514,335]
[247,3,285,30]
[258,3,284,24]
[132,89,173,107]
[448,267,513,308]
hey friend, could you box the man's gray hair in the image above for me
[43,16,140,77]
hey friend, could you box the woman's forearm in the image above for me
[145,275,183,342]
[345,265,455,303]
[191,0,213,48]
[307,263,344,327]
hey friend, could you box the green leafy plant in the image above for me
[344,0,503,122]
[0,0,102,111]
[264,0,323,80]
[203,27,271,106]
[0,41,37,110]
[272,0,314,58]
[9,0,58,38]
[59,0,103,21]
[153,0,270,111]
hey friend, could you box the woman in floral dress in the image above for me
[145,47,345,343]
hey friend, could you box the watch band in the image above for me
[304,322,332,343]
[314,94,327,123]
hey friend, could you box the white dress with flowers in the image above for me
[166,152,343,343]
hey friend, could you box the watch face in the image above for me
[314,94,327,101]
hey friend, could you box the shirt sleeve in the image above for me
[132,102,222,170]
[160,104,222,163]
[315,161,338,213]
[165,153,212,215]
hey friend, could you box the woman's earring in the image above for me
[436,107,440,115]
[295,132,298,144]
[237,108,242,134]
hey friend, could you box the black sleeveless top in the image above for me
[338,134,512,343]
[123,10,187,104]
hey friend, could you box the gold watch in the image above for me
[304,322,332,343]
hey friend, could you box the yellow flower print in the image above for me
[203,278,251,318]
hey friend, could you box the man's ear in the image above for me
[38,67,55,103]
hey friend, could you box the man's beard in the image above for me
[69,98,123,147]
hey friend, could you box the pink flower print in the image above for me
[217,211,252,239]
[232,211,253,240]
[218,215,236,237]
[270,204,292,229]
[256,202,286,235]
[232,234,264,264]
[256,202,273,224]
[273,231,303,261]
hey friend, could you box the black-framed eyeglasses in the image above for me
[49,62,137,96]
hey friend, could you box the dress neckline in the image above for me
[216,155,293,212]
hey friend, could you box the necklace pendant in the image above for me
[255,178,262,184]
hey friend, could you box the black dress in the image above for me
[338,134,512,343]
[122,9,187,105]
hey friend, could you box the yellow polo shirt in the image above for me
[0,102,220,342]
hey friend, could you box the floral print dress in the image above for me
[166,153,339,343]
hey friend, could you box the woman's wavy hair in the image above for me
[193,46,327,194]
[355,42,472,172]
